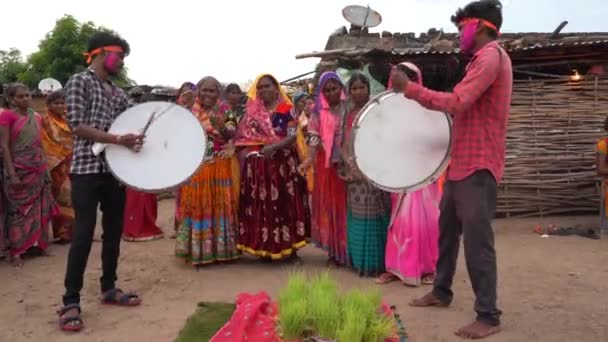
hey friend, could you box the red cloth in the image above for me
[122,189,163,241]
[403,41,513,182]
[210,292,280,342]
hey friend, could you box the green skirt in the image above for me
[346,181,391,276]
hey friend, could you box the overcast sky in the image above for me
[1,0,605,87]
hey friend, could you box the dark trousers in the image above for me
[63,173,126,306]
[432,170,502,326]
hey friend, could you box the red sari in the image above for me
[308,72,349,265]
[122,189,163,241]
[0,109,57,257]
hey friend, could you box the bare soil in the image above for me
[1,199,607,342]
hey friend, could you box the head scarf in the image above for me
[292,91,309,105]
[191,76,227,136]
[233,74,292,146]
[314,71,346,167]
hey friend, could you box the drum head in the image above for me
[352,91,451,193]
[105,101,207,192]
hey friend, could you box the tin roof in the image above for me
[297,28,608,61]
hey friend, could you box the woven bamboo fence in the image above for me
[498,76,608,217]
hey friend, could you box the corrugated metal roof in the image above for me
[385,39,608,56]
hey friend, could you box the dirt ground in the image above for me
[1,199,607,342]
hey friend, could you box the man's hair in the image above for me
[451,0,503,38]
[87,31,130,56]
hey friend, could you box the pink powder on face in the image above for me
[459,20,479,54]
[103,53,121,73]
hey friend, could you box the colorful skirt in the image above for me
[311,148,348,265]
[175,156,240,266]
[0,183,7,257]
[385,184,440,286]
[346,180,391,276]
[237,147,309,260]
[174,188,182,232]
[3,171,56,258]
[122,189,164,242]
[49,159,74,242]
[600,180,608,235]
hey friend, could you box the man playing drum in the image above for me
[390,0,512,339]
[57,32,143,332]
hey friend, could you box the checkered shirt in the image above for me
[66,69,132,174]
[404,41,513,182]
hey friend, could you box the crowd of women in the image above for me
[0,63,443,286]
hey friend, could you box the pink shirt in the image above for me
[403,41,513,182]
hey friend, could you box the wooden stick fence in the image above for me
[498,76,608,217]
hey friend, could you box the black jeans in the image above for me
[432,170,502,326]
[62,173,126,306]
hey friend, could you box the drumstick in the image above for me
[141,104,175,137]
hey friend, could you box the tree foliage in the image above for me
[0,49,28,85]
[9,15,134,89]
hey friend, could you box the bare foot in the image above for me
[11,255,24,268]
[421,274,435,285]
[375,272,398,284]
[409,291,449,307]
[455,320,501,339]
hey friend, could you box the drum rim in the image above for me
[104,102,208,193]
[349,90,453,193]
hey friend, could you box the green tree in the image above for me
[0,48,28,84]
[19,15,134,88]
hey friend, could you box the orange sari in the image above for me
[40,110,74,242]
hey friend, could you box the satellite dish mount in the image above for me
[342,4,383,31]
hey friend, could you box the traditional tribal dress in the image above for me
[383,62,441,286]
[175,100,240,266]
[597,138,608,234]
[40,109,74,242]
[342,108,391,276]
[122,189,163,242]
[308,72,349,265]
[233,74,309,260]
[0,109,57,258]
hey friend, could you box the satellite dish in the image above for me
[342,5,382,28]
[38,78,62,95]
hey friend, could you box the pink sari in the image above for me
[384,62,441,286]
[0,109,57,257]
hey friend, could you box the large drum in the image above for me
[348,90,452,193]
[103,101,207,192]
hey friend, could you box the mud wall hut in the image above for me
[297,26,608,217]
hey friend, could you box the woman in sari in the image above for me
[0,83,56,267]
[596,116,608,235]
[298,72,348,266]
[233,74,309,261]
[292,92,314,194]
[175,76,240,267]
[224,83,246,121]
[40,90,74,244]
[172,81,196,237]
[341,73,391,276]
[376,62,441,286]
[122,190,164,242]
